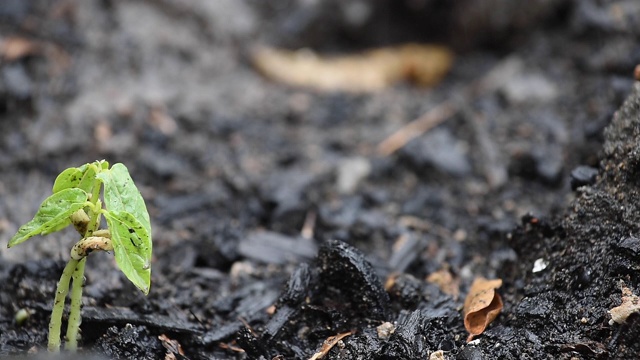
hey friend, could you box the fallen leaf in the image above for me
[427,268,460,300]
[252,44,453,93]
[463,277,503,342]
[308,331,353,360]
[609,283,640,325]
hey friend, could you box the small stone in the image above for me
[570,166,598,190]
[376,321,396,340]
[337,156,371,194]
[532,258,548,273]
[502,73,558,104]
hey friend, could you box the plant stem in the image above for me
[48,258,78,352]
[61,176,102,351]
[49,165,104,352]
[64,257,86,351]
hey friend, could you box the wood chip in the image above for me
[463,277,503,342]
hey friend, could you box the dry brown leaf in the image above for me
[427,268,460,300]
[1,37,39,61]
[463,277,503,342]
[308,331,353,360]
[252,44,453,93]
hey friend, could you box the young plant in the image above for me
[7,160,152,352]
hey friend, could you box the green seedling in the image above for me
[7,160,152,352]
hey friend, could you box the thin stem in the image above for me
[90,176,101,215]
[60,176,102,351]
[48,258,78,352]
[86,200,102,235]
[64,257,86,351]
[49,163,104,352]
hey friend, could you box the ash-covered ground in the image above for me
[1,1,639,359]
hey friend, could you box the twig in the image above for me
[376,56,524,156]
[301,210,316,239]
[377,101,456,156]
[308,331,353,360]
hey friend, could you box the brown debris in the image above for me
[308,331,353,360]
[609,284,640,325]
[463,277,503,342]
[219,342,245,353]
[384,272,400,292]
[158,334,185,360]
[426,268,460,300]
[149,105,178,136]
[377,101,457,156]
[252,44,453,93]
[1,37,39,61]
[301,210,316,240]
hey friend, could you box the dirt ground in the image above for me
[1,0,640,359]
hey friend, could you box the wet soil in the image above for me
[1,1,640,359]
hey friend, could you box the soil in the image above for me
[1,1,640,359]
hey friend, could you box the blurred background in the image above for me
[0,0,639,356]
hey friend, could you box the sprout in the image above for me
[7,161,153,352]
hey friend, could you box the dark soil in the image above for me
[1,1,640,359]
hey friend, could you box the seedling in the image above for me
[7,160,152,352]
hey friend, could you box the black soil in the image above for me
[1,1,640,359]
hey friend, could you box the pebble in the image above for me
[501,73,558,104]
[615,236,640,261]
[337,156,371,194]
[570,165,598,190]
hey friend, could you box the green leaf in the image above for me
[52,162,101,194]
[77,164,98,194]
[97,163,151,235]
[103,210,152,294]
[52,168,83,193]
[8,188,88,247]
